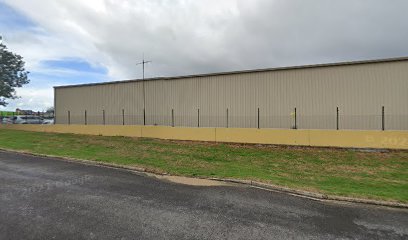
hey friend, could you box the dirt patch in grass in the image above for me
[152,174,229,186]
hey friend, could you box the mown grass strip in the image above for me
[0,128,407,202]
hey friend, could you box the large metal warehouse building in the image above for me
[54,57,408,130]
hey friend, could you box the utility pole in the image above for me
[136,55,151,122]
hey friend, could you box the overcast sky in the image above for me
[1,0,408,111]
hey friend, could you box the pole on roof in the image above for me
[136,54,152,118]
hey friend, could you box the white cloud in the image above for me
[2,0,408,111]
[0,87,54,112]
[5,0,408,78]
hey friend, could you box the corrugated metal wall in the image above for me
[55,59,408,130]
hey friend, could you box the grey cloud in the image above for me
[4,0,408,80]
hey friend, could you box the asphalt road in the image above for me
[0,151,407,240]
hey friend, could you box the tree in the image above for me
[46,106,54,114]
[0,37,30,106]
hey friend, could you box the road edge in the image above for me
[1,147,407,209]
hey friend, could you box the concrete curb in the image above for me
[1,147,407,209]
[207,178,408,208]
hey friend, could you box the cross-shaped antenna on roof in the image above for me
[136,54,152,80]
[136,54,152,119]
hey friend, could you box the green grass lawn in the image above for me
[0,128,407,202]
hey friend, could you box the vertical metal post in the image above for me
[143,108,146,126]
[122,109,125,125]
[336,107,339,130]
[171,109,174,127]
[294,107,297,129]
[84,110,87,125]
[226,108,229,128]
[103,110,105,125]
[197,108,200,128]
[382,106,385,131]
[68,111,70,125]
[142,81,146,119]
[53,87,56,125]
[257,108,260,129]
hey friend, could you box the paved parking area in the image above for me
[0,151,407,239]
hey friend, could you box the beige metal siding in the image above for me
[55,59,408,130]
[56,81,144,125]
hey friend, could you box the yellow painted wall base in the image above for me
[1,124,408,150]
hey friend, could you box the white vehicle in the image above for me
[11,115,44,124]
[1,117,12,124]
[42,119,54,124]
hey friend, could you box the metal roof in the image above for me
[54,56,408,89]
